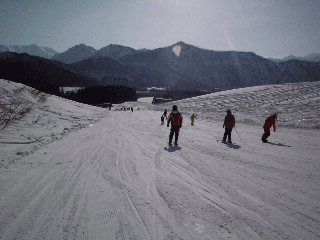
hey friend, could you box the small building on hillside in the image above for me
[59,87,83,93]
[97,103,113,108]
[152,97,172,104]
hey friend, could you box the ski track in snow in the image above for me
[0,80,320,239]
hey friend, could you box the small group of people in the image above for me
[165,105,277,146]
[115,106,139,111]
[221,110,277,143]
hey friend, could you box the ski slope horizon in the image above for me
[0,79,320,239]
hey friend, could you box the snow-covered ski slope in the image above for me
[0,79,319,240]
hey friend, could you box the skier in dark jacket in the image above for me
[164,109,168,119]
[167,105,183,145]
[261,113,277,143]
[222,109,235,143]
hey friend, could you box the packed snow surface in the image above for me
[0,79,319,239]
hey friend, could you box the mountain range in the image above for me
[1,42,319,91]
[268,53,320,63]
[1,43,319,63]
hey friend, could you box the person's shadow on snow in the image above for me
[267,142,291,147]
[164,146,182,152]
[226,143,241,149]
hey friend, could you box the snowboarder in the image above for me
[167,105,183,145]
[164,109,167,119]
[261,113,277,143]
[189,113,197,125]
[222,109,235,143]
[161,115,164,125]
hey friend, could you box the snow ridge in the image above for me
[152,82,320,129]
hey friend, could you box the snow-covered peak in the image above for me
[0,44,59,59]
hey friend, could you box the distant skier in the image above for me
[261,113,277,143]
[189,113,197,125]
[167,105,183,145]
[222,109,235,143]
[164,109,167,119]
[131,107,133,112]
[161,115,164,125]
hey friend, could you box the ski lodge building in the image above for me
[152,97,172,104]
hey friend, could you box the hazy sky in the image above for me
[1,0,319,58]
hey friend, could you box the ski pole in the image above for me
[234,127,242,140]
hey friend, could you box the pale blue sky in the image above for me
[1,0,319,58]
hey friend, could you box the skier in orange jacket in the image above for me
[261,113,277,143]
[167,105,183,145]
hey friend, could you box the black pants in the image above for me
[223,128,232,142]
[262,130,270,141]
[169,126,180,144]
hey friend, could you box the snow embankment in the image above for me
[152,81,320,129]
[0,79,108,167]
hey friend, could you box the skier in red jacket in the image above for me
[167,105,183,145]
[261,113,277,143]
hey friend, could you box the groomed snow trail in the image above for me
[0,110,319,239]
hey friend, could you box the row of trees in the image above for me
[62,85,137,105]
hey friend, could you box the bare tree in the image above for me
[0,86,34,131]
